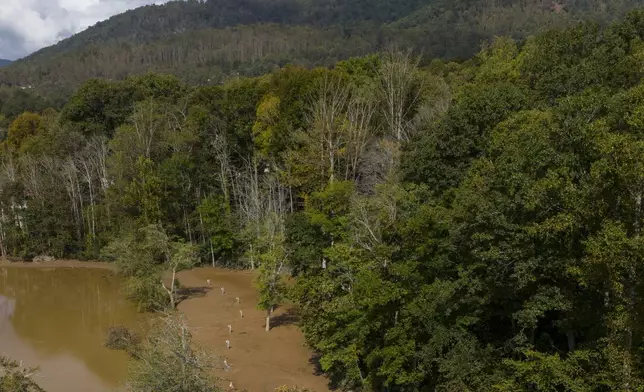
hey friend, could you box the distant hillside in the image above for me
[31,0,431,53]
[0,60,11,68]
[1,0,642,97]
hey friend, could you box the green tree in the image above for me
[122,157,163,225]
[126,314,219,392]
[254,212,288,331]
[105,225,197,311]
[197,195,236,267]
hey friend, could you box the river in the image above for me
[0,267,143,392]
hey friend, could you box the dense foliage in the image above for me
[104,224,198,311]
[2,0,643,98]
[5,10,644,391]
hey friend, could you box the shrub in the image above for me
[126,314,219,392]
[0,356,45,392]
[104,325,141,357]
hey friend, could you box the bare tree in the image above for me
[126,314,218,392]
[344,87,377,181]
[1,154,16,183]
[61,157,84,238]
[234,156,262,269]
[358,139,403,191]
[379,50,425,142]
[309,73,351,183]
[85,136,110,195]
[210,126,234,205]
[131,99,168,159]
[0,159,13,258]
[0,155,24,235]
[349,184,401,268]
[76,153,97,239]
[19,155,43,206]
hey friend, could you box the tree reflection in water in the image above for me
[0,294,16,331]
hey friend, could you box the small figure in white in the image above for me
[206,279,212,287]
[228,324,232,333]
[221,286,225,294]
[226,339,230,349]
[236,297,240,304]
[239,310,243,318]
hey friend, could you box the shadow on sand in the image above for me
[176,286,210,304]
[309,353,341,390]
[271,307,300,328]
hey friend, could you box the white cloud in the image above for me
[0,0,172,60]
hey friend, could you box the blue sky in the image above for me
[0,0,171,60]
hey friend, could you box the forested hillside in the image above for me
[1,0,642,98]
[3,9,644,390]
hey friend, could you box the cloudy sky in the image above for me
[0,0,172,60]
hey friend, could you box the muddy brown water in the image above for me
[0,267,144,392]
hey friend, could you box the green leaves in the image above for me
[305,181,355,240]
[9,13,644,390]
[496,349,599,392]
[0,357,45,392]
[197,195,236,264]
[254,228,288,314]
[122,157,163,225]
[104,225,197,311]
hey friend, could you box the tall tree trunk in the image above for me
[162,268,177,309]
[567,329,575,352]
[0,212,6,259]
[210,240,216,267]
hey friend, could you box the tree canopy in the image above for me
[4,10,644,391]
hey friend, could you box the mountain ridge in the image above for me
[1,0,642,97]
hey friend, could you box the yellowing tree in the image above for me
[7,112,42,150]
[252,93,281,158]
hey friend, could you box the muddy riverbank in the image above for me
[0,260,329,391]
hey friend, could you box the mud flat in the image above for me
[177,267,330,392]
[0,261,330,391]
